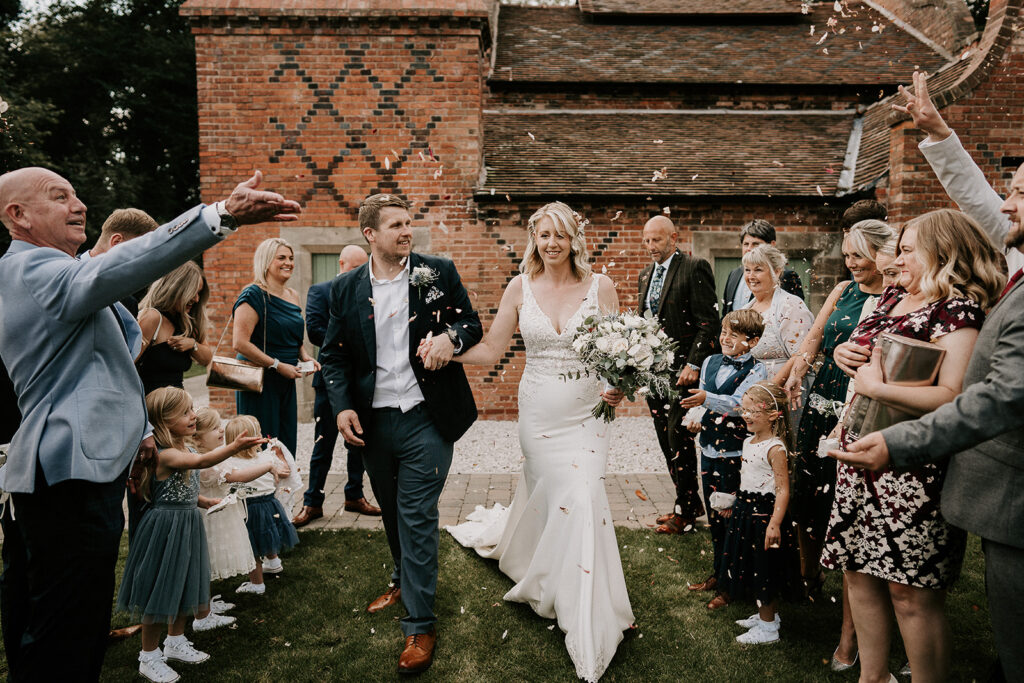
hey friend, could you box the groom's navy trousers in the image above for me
[362,403,452,636]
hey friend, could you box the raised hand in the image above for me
[228,430,268,453]
[892,70,952,142]
[223,170,302,225]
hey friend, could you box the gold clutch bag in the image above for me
[206,290,268,393]
[207,356,264,393]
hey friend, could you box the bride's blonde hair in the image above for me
[520,202,591,281]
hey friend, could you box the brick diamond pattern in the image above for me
[578,0,802,15]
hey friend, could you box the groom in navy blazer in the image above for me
[320,193,481,674]
[0,167,299,682]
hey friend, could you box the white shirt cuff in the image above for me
[918,129,957,150]
[200,202,236,237]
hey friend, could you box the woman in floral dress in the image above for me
[822,209,1006,682]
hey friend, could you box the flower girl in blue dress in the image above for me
[117,387,265,683]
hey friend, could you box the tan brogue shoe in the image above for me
[397,628,436,675]
[291,506,323,528]
[367,584,402,613]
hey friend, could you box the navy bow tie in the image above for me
[722,356,746,369]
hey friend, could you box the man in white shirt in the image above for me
[320,193,482,674]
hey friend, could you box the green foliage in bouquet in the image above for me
[562,310,680,422]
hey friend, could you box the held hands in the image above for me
[600,387,624,407]
[223,170,302,225]
[337,409,365,447]
[827,431,892,472]
[676,365,699,387]
[136,435,158,467]
[892,70,952,142]
[678,388,707,410]
[764,523,782,550]
[833,341,871,378]
[416,333,454,371]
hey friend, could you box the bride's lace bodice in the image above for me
[519,274,601,379]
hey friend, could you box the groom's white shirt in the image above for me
[368,255,424,411]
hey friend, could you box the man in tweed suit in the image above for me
[638,215,720,534]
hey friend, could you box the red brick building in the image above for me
[180,0,1023,420]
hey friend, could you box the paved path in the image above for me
[289,471,683,531]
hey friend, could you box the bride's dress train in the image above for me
[446,274,634,682]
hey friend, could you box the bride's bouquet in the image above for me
[565,310,679,422]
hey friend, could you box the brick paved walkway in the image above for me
[290,471,684,531]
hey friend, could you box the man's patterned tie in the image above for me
[648,264,666,315]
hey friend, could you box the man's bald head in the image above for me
[642,215,678,264]
[339,244,369,273]
[0,167,88,255]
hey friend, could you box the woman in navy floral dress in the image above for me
[821,210,1006,682]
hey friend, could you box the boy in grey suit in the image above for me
[0,167,299,682]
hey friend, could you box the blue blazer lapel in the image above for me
[355,266,376,369]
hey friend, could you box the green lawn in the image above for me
[2,529,997,681]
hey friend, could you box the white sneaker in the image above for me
[192,612,236,632]
[210,594,234,613]
[735,612,781,629]
[163,637,210,664]
[138,649,180,683]
[736,620,780,645]
[262,557,283,574]
[236,581,266,595]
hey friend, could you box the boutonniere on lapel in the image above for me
[411,265,443,303]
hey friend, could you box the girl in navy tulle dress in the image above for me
[117,387,265,682]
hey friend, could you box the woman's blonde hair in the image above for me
[877,236,898,258]
[845,219,895,260]
[252,238,294,289]
[189,407,222,451]
[520,202,591,281]
[899,209,1006,310]
[144,386,194,499]
[741,244,787,283]
[225,414,263,459]
[139,260,210,342]
[744,381,793,454]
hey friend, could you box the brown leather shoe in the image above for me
[107,624,142,643]
[345,497,382,516]
[656,512,675,524]
[655,514,695,534]
[397,628,436,675]
[291,506,323,528]
[688,575,717,592]
[367,584,402,613]
[706,592,731,610]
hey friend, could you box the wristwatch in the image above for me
[216,201,239,230]
[444,328,458,345]
[269,358,280,371]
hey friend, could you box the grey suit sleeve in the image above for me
[884,311,1024,469]
[920,132,1023,273]
[24,207,219,322]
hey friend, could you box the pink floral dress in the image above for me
[820,286,983,588]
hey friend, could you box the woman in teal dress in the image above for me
[232,238,319,455]
[783,219,894,670]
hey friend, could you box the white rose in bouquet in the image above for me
[609,337,629,354]
[594,336,611,353]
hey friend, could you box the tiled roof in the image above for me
[578,0,802,16]
[851,59,970,191]
[491,5,947,85]
[479,111,856,197]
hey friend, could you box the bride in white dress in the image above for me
[441,202,635,682]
